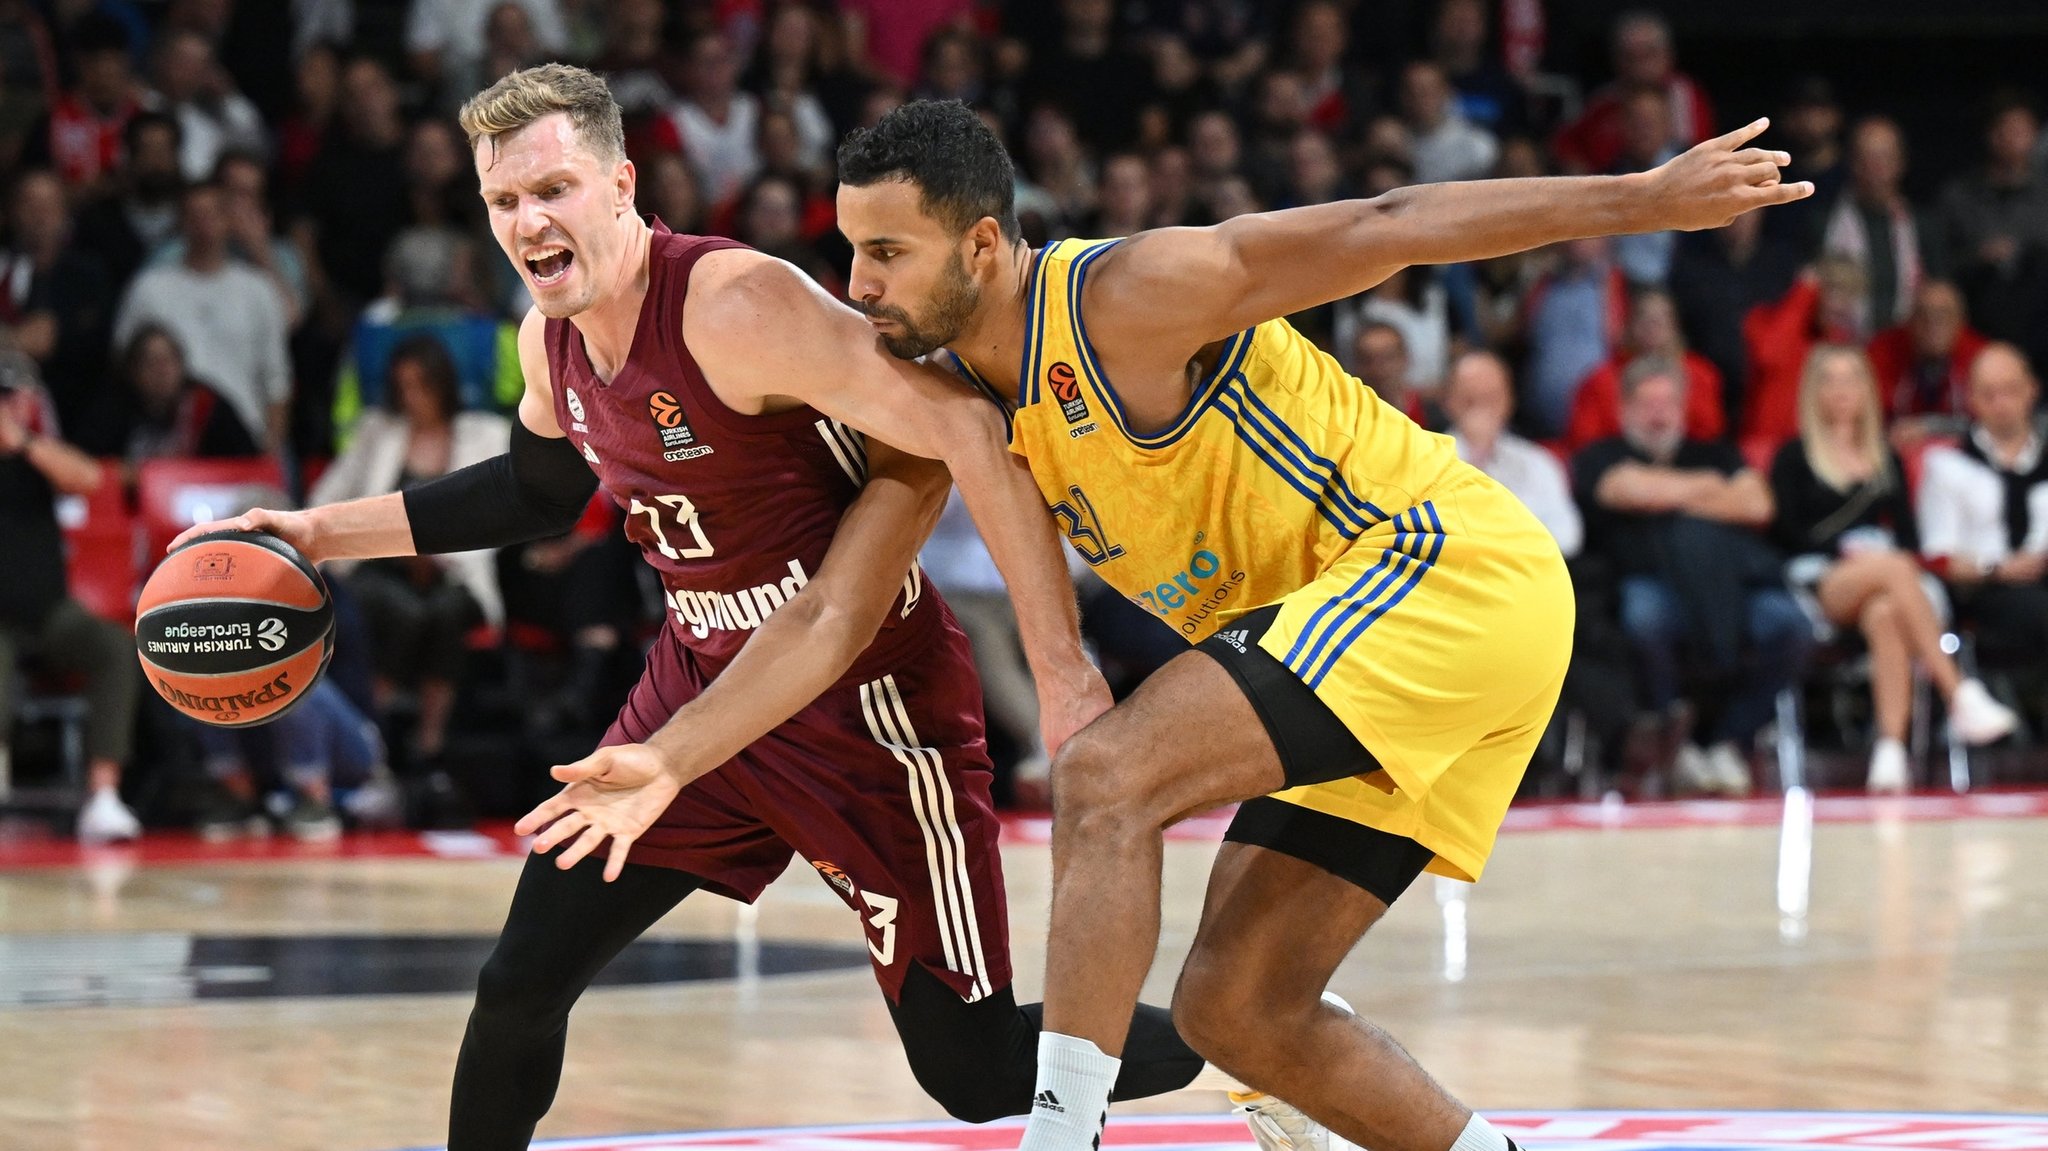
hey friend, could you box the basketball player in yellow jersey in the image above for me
[836,102,1810,1151]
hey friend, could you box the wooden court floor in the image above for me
[0,801,2045,1151]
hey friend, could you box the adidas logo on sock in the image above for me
[1034,1090,1065,1114]
[1217,629,1250,652]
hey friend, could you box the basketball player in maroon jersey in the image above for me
[172,65,1207,1150]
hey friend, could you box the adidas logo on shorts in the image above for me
[1034,1090,1066,1113]
[1216,628,1251,653]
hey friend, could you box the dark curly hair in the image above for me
[836,99,1019,240]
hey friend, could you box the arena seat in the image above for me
[134,457,292,562]
[1897,433,1959,497]
[57,462,140,627]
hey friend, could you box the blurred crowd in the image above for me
[6,0,2048,841]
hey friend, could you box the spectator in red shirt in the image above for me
[275,43,340,196]
[24,14,144,194]
[1567,288,1726,451]
[1866,279,1988,445]
[1551,10,1714,175]
[1291,0,1376,136]
[1741,256,1870,446]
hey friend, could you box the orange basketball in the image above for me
[134,531,335,728]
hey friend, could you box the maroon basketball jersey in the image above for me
[544,221,940,681]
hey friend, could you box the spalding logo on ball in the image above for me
[134,530,335,727]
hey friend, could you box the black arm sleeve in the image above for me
[402,420,600,554]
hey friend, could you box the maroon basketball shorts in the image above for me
[600,623,1012,1003]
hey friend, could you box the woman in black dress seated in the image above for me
[1770,344,2017,792]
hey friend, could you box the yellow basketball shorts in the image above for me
[1249,474,1574,882]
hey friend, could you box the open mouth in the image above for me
[524,246,574,286]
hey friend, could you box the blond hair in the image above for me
[1797,343,1891,491]
[458,64,625,165]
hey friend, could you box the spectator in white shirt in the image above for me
[151,29,268,182]
[1400,61,1497,184]
[1445,350,1582,555]
[1917,342,2048,664]
[670,31,762,207]
[113,182,291,452]
[408,0,566,94]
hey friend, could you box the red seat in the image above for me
[134,456,291,562]
[1899,434,1959,498]
[1739,433,1785,476]
[57,460,140,626]
[299,455,332,494]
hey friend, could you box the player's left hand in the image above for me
[515,744,685,881]
[1644,117,1814,232]
[1038,663,1116,760]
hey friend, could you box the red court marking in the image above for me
[4,790,2045,872]
[386,1109,2048,1151]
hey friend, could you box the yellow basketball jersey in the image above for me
[979,237,1467,644]
[962,238,1573,884]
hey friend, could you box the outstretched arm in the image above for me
[685,250,1110,756]
[1095,119,1812,352]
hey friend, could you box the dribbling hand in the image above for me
[168,508,322,561]
[1644,118,1814,232]
[515,744,685,881]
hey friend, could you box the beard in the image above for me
[865,254,980,360]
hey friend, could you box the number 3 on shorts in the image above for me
[630,493,715,559]
[862,891,899,966]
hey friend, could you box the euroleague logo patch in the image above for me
[1047,361,1091,423]
[810,859,857,899]
[648,390,686,429]
[388,1109,2048,1151]
[648,389,713,461]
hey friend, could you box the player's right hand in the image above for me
[516,743,685,882]
[1644,117,1814,232]
[168,507,323,562]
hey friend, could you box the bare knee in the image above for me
[1049,725,1169,833]
[1860,592,1899,634]
[1171,950,1251,1068]
[1171,946,1317,1074]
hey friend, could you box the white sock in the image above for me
[1019,1032,1121,1151]
[1450,1113,1512,1151]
